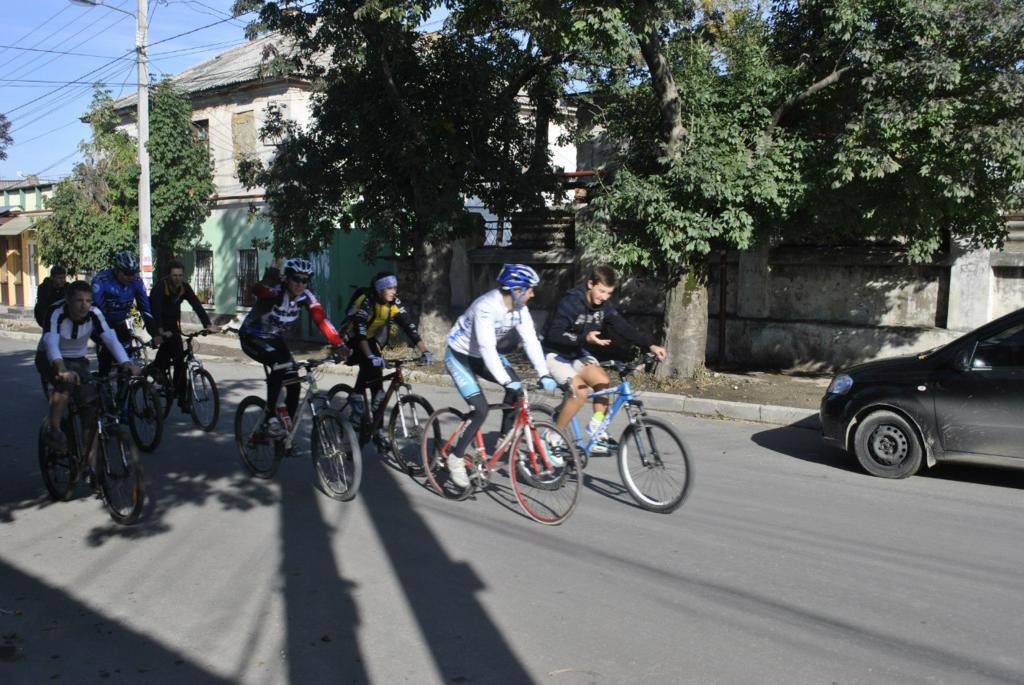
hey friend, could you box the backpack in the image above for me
[339,286,374,340]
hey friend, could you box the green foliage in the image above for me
[235,0,562,260]
[36,85,214,274]
[36,90,138,272]
[584,1,802,280]
[772,0,1024,260]
[148,81,215,268]
[0,113,11,160]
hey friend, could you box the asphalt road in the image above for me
[1,336,1022,685]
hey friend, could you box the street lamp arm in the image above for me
[68,0,135,19]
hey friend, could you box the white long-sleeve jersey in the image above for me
[41,302,129,365]
[446,289,548,386]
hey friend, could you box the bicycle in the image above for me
[38,369,145,525]
[114,332,164,453]
[326,355,434,475]
[532,352,694,514]
[234,354,362,501]
[143,330,220,431]
[420,383,581,525]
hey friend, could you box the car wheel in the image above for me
[853,410,923,479]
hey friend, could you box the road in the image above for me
[1,336,1022,684]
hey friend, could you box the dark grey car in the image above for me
[820,306,1024,478]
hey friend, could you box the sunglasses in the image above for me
[290,276,310,285]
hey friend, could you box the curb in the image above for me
[1,327,821,432]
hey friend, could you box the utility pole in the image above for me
[70,0,152,288]
[136,0,152,289]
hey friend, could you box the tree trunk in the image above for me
[413,236,453,352]
[661,271,709,378]
[631,4,708,376]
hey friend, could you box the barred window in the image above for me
[193,249,214,305]
[237,249,259,307]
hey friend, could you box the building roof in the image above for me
[113,32,324,111]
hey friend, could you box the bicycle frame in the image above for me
[276,361,332,451]
[445,389,557,481]
[355,362,410,434]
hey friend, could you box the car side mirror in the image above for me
[953,350,972,372]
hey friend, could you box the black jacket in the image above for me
[34,277,67,328]
[542,284,655,358]
[150,277,212,333]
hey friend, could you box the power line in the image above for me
[1,50,135,118]
[0,4,73,64]
[0,45,120,60]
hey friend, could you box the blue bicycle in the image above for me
[532,352,693,513]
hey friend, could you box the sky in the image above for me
[1,0,252,182]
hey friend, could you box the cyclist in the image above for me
[38,280,141,455]
[542,264,667,452]
[444,263,558,487]
[343,271,432,442]
[34,265,67,328]
[91,251,162,376]
[239,257,347,438]
[150,259,220,413]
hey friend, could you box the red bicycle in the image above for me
[420,384,581,525]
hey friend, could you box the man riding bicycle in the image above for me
[542,264,667,452]
[91,251,162,376]
[343,271,432,442]
[443,263,558,487]
[150,259,220,413]
[38,280,141,456]
[239,257,347,439]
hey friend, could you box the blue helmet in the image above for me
[112,250,139,274]
[497,263,539,290]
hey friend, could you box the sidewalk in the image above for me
[1,317,826,432]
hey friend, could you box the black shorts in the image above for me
[36,351,92,398]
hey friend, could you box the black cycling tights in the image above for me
[453,389,518,460]
[240,335,300,419]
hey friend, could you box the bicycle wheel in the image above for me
[529,402,588,469]
[235,396,284,478]
[38,421,77,501]
[188,368,220,432]
[143,365,173,419]
[420,407,474,500]
[311,408,362,501]
[126,378,164,453]
[617,416,693,513]
[97,426,145,525]
[510,420,581,525]
[387,394,433,475]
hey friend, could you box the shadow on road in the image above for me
[0,558,234,684]
[360,452,535,683]
[751,421,1024,489]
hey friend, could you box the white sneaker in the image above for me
[541,430,566,468]
[446,454,470,488]
[266,416,286,440]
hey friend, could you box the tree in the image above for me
[770,0,1024,260]
[573,0,1024,375]
[0,114,11,160]
[234,0,563,345]
[148,81,216,273]
[36,85,214,275]
[35,90,138,273]
[576,1,804,376]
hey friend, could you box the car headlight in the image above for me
[826,374,853,395]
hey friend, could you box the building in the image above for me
[0,178,56,311]
[113,34,384,332]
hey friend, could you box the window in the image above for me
[192,119,211,166]
[237,249,259,307]
[231,110,256,175]
[972,323,1024,369]
[193,249,214,305]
